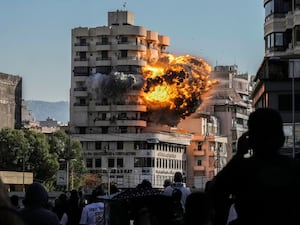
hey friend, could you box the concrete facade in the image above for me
[0,72,22,129]
[254,0,300,157]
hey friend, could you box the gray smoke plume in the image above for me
[86,72,144,100]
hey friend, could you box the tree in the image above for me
[48,130,86,190]
[0,128,28,171]
[0,128,59,187]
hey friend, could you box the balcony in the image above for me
[193,150,205,156]
[95,57,111,66]
[95,42,111,51]
[117,42,147,51]
[193,165,205,171]
[73,43,89,51]
[117,56,147,66]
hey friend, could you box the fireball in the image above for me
[141,54,216,125]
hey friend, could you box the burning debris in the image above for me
[142,54,216,126]
[85,53,217,126]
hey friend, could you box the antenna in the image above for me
[123,2,127,10]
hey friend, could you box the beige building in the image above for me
[178,113,227,189]
[69,10,191,188]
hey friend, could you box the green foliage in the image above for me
[0,128,86,191]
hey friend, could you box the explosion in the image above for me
[141,54,216,126]
[85,53,217,126]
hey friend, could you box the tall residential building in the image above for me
[0,72,22,129]
[254,0,300,157]
[199,65,254,160]
[70,10,191,188]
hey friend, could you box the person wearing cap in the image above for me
[79,186,105,225]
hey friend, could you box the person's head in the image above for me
[23,182,49,208]
[185,192,214,225]
[174,172,183,183]
[247,108,285,155]
[163,179,171,188]
[91,186,104,202]
[10,195,19,208]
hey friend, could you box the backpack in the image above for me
[171,187,184,225]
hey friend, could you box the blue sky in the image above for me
[0,0,265,102]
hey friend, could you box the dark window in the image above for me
[120,50,127,58]
[102,37,108,44]
[197,142,203,151]
[295,26,300,44]
[96,66,111,74]
[79,127,86,134]
[73,66,89,76]
[117,158,124,168]
[197,159,202,166]
[101,51,108,59]
[108,158,115,168]
[119,126,127,133]
[117,142,123,150]
[95,141,101,150]
[86,158,93,168]
[296,0,300,9]
[120,36,128,43]
[95,158,101,167]
[278,94,300,111]
[102,127,108,134]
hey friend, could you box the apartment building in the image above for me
[69,10,191,188]
[198,65,254,160]
[253,0,300,157]
[178,112,227,189]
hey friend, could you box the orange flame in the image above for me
[141,54,216,123]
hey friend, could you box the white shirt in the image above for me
[79,202,105,225]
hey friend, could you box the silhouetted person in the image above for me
[10,195,20,209]
[208,108,300,225]
[19,182,60,225]
[0,178,25,225]
[66,190,82,225]
[184,191,214,225]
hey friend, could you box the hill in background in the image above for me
[26,100,69,124]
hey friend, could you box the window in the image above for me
[108,158,115,168]
[278,94,300,111]
[120,36,128,43]
[117,158,124,168]
[79,127,86,134]
[102,37,108,44]
[101,51,108,59]
[296,0,300,9]
[95,141,101,150]
[86,159,93,168]
[197,142,203,151]
[295,26,300,45]
[119,126,127,133]
[275,33,283,46]
[120,50,127,58]
[197,160,202,166]
[117,142,123,150]
[95,158,101,167]
[265,0,274,20]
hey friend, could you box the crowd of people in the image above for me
[0,108,299,225]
